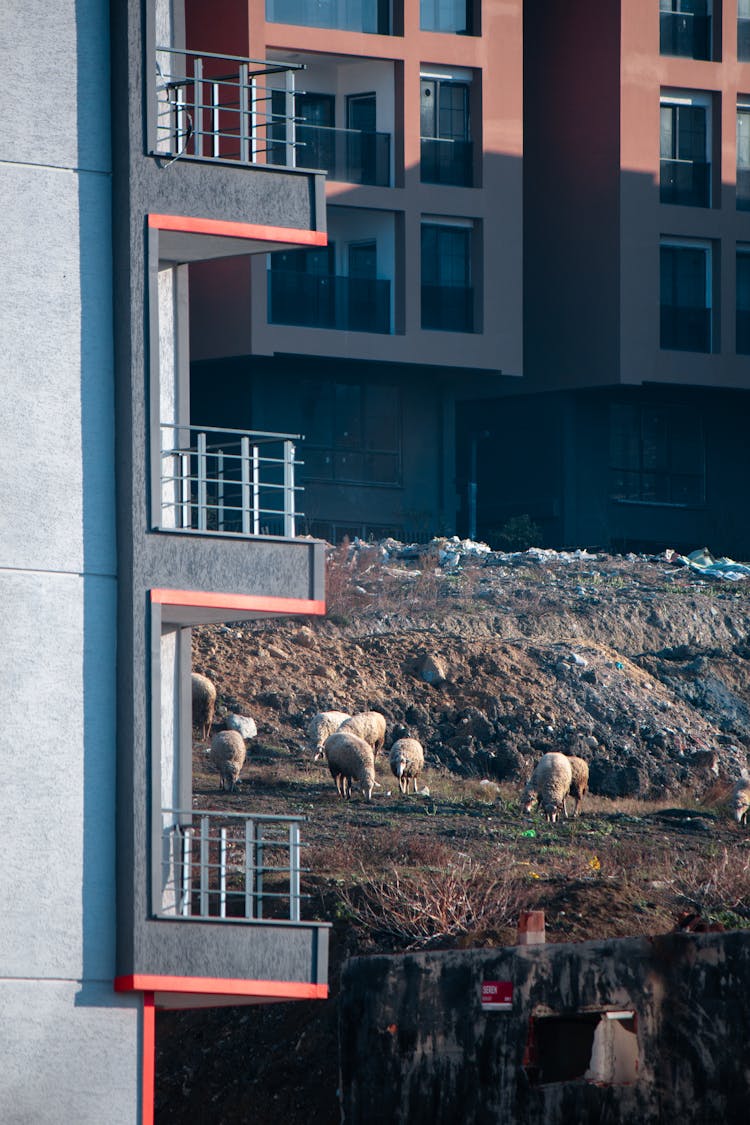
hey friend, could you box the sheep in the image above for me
[730,778,750,826]
[324,730,376,802]
[339,711,387,756]
[522,752,573,824]
[209,730,246,793]
[564,755,589,819]
[389,738,425,795]
[308,710,352,761]
[192,672,216,741]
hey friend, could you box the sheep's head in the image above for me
[542,798,564,824]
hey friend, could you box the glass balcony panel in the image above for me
[659,159,710,206]
[297,125,390,185]
[268,271,391,333]
[266,0,391,34]
[660,304,711,351]
[737,168,750,210]
[421,284,474,332]
[420,0,472,34]
[420,137,473,186]
[739,17,750,61]
[660,12,711,59]
[737,309,750,354]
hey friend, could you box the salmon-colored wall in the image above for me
[189,0,524,375]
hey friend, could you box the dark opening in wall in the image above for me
[524,1011,638,1085]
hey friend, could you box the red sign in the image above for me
[482,980,513,1010]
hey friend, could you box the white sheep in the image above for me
[210,730,246,793]
[731,778,750,826]
[308,710,352,761]
[192,672,216,741]
[564,755,589,819]
[324,730,376,802]
[522,752,573,824]
[389,738,425,795]
[339,711,387,755]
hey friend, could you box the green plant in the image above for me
[488,514,543,552]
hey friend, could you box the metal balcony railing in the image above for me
[268,270,391,332]
[159,424,302,537]
[660,11,711,59]
[420,137,474,186]
[154,47,303,167]
[269,123,390,185]
[421,283,474,332]
[660,158,710,207]
[160,809,307,922]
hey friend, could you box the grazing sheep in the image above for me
[389,738,425,795]
[210,730,246,793]
[731,778,750,826]
[564,755,589,819]
[192,672,216,741]
[308,710,352,761]
[522,752,573,824]
[324,731,376,802]
[339,711,387,755]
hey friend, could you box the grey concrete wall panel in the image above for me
[129,917,329,985]
[0,980,140,1125]
[0,163,115,576]
[0,571,117,980]
[143,535,325,602]
[340,931,750,1124]
[1,0,111,172]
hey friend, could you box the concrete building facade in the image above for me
[2,0,331,1119]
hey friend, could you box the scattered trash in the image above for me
[669,547,750,581]
[615,661,624,670]
[521,829,537,838]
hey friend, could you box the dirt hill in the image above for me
[155,541,750,1124]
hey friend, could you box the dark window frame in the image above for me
[609,402,706,508]
[299,380,403,487]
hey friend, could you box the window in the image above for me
[421,222,474,331]
[740,0,750,61]
[270,88,389,185]
[660,93,711,206]
[610,403,705,506]
[421,0,473,34]
[524,1012,638,1086]
[420,74,473,186]
[660,1,712,60]
[298,381,401,485]
[737,250,750,354]
[738,103,750,211]
[265,0,391,34]
[660,241,712,351]
[267,242,390,334]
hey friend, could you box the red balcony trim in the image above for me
[148,213,327,246]
[150,588,326,615]
[115,974,328,1001]
[142,992,155,1125]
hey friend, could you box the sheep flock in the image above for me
[192,674,747,829]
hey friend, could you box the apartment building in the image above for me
[468,0,750,555]
[186,0,524,543]
[2,0,331,1120]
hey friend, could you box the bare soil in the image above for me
[155,543,750,1124]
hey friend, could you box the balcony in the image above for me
[154,47,303,167]
[268,270,391,332]
[660,159,710,207]
[421,137,474,186]
[660,11,711,59]
[266,0,391,34]
[278,124,390,186]
[160,809,307,922]
[660,304,711,351]
[159,424,302,537]
[740,17,750,61]
[421,284,474,332]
